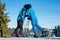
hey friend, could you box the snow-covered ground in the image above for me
[0,37,60,40]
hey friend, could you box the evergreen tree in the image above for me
[0,0,10,37]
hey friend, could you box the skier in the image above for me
[12,4,28,37]
[24,4,45,37]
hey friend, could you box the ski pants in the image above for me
[31,18,43,33]
[14,20,23,36]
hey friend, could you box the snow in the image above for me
[0,37,60,40]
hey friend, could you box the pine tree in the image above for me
[0,0,10,37]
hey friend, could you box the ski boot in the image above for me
[11,33,16,37]
[34,33,38,38]
[18,34,22,37]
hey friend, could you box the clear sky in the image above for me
[2,0,60,29]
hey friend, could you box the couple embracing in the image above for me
[13,4,43,37]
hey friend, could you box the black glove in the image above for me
[25,15,28,17]
[27,16,32,20]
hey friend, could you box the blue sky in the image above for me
[2,0,60,29]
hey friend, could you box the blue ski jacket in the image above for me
[17,8,26,21]
[27,8,37,20]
